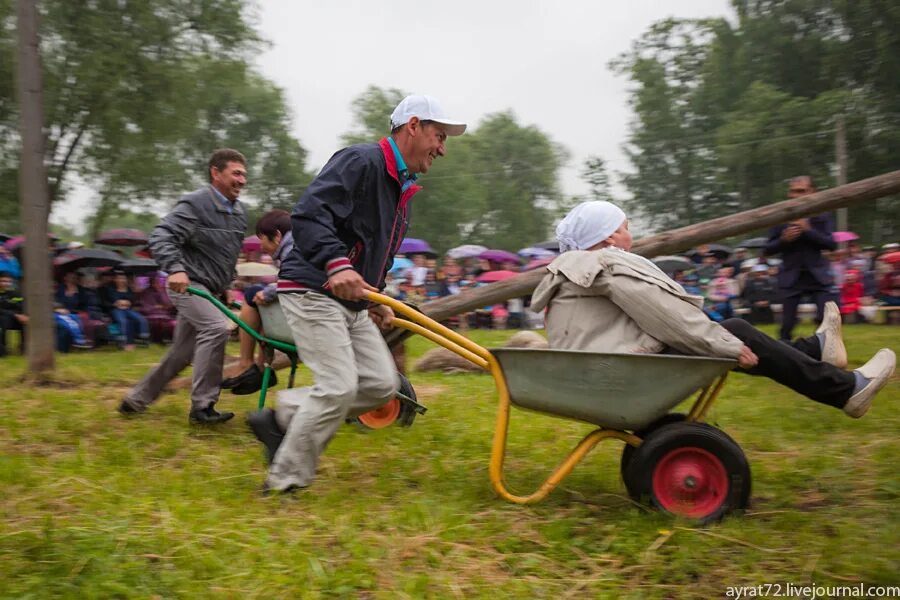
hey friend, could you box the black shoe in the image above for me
[232,368,276,396]
[118,400,142,415]
[247,408,285,465]
[189,405,235,425]
[221,365,261,389]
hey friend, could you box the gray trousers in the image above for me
[267,292,398,491]
[124,284,230,412]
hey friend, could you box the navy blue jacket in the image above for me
[765,213,836,289]
[278,138,419,310]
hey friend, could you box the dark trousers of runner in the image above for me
[720,318,854,410]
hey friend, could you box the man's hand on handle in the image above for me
[368,304,394,330]
[168,272,190,294]
[327,269,377,301]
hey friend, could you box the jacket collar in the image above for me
[207,185,244,215]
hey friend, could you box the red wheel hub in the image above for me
[652,447,729,518]
[357,398,401,429]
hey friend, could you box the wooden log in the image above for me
[392,170,900,332]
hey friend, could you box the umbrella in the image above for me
[446,244,487,259]
[523,257,554,271]
[479,249,522,264]
[118,258,159,275]
[94,228,149,246]
[242,235,262,253]
[833,231,859,243]
[518,246,556,259]
[398,238,434,255]
[476,270,519,283]
[879,251,900,264]
[737,237,768,249]
[0,233,11,244]
[532,239,560,252]
[688,243,733,260]
[53,248,124,273]
[236,261,278,277]
[652,255,694,274]
[4,233,57,253]
[389,257,413,273]
[134,246,153,258]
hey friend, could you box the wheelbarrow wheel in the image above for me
[620,413,687,493]
[624,421,750,524]
[355,374,419,430]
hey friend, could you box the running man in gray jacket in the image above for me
[120,148,248,424]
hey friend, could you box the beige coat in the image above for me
[530,248,744,359]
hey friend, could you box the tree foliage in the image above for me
[339,87,567,253]
[612,1,900,242]
[0,0,312,235]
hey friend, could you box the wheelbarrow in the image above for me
[186,287,426,429]
[366,291,751,523]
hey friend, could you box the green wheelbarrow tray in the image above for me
[489,348,736,431]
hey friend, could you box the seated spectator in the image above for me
[105,270,149,350]
[695,253,719,283]
[137,273,177,343]
[740,264,777,324]
[423,269,444,300]
[707,266,740,321]
[840,270,865,323]
[531,200,895,420]
[55,271,109,346]
[442,256,462,280]
[221,209,293,395]
[0,247,21,281]
[0,271,26,356]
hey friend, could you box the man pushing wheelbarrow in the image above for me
[247,95,466,494]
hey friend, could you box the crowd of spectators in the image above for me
[1,235,898,358]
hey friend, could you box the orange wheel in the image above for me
[357,398,402,429]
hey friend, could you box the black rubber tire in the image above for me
[620,413,687,494]
[395,374,419,428]
[624,421,751,524]
[348,373,419,430]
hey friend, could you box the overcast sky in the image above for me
[51,0,732,233]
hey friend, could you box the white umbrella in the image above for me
[447,244,487,259]
[518,246,557,259]
[236,261,278,277]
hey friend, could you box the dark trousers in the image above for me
[0,313,25,356]
[779,284,829,341]
[721,318,854,409]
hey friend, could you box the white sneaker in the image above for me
[816,301,847,368]
[844,349,896,418]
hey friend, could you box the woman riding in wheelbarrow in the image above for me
[530,201,895,418]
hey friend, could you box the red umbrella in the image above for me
[94,228,149,246]
[879,251,900,264]
[476,270,519,283]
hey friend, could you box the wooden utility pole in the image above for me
[386,169,900,338]
[835,115,848,232]
[16,0,55,374]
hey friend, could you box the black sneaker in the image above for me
[247,408,285,465]
[118,400,142,415]
[221,365,261,389]
[189,405,235,425]
[232,368,276,396]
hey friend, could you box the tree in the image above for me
[613,1,900,241]
[0,0,312,235]
[16,0,54,374]
[339,87,569,253]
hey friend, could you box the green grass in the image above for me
[0,324,898,598]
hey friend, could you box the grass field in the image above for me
[0,323,898,599]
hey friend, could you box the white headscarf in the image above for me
[556,201,627,252]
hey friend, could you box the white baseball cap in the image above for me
[390,95,466,136]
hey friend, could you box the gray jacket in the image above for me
[149,186,247,294]
[530,248,744,359]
